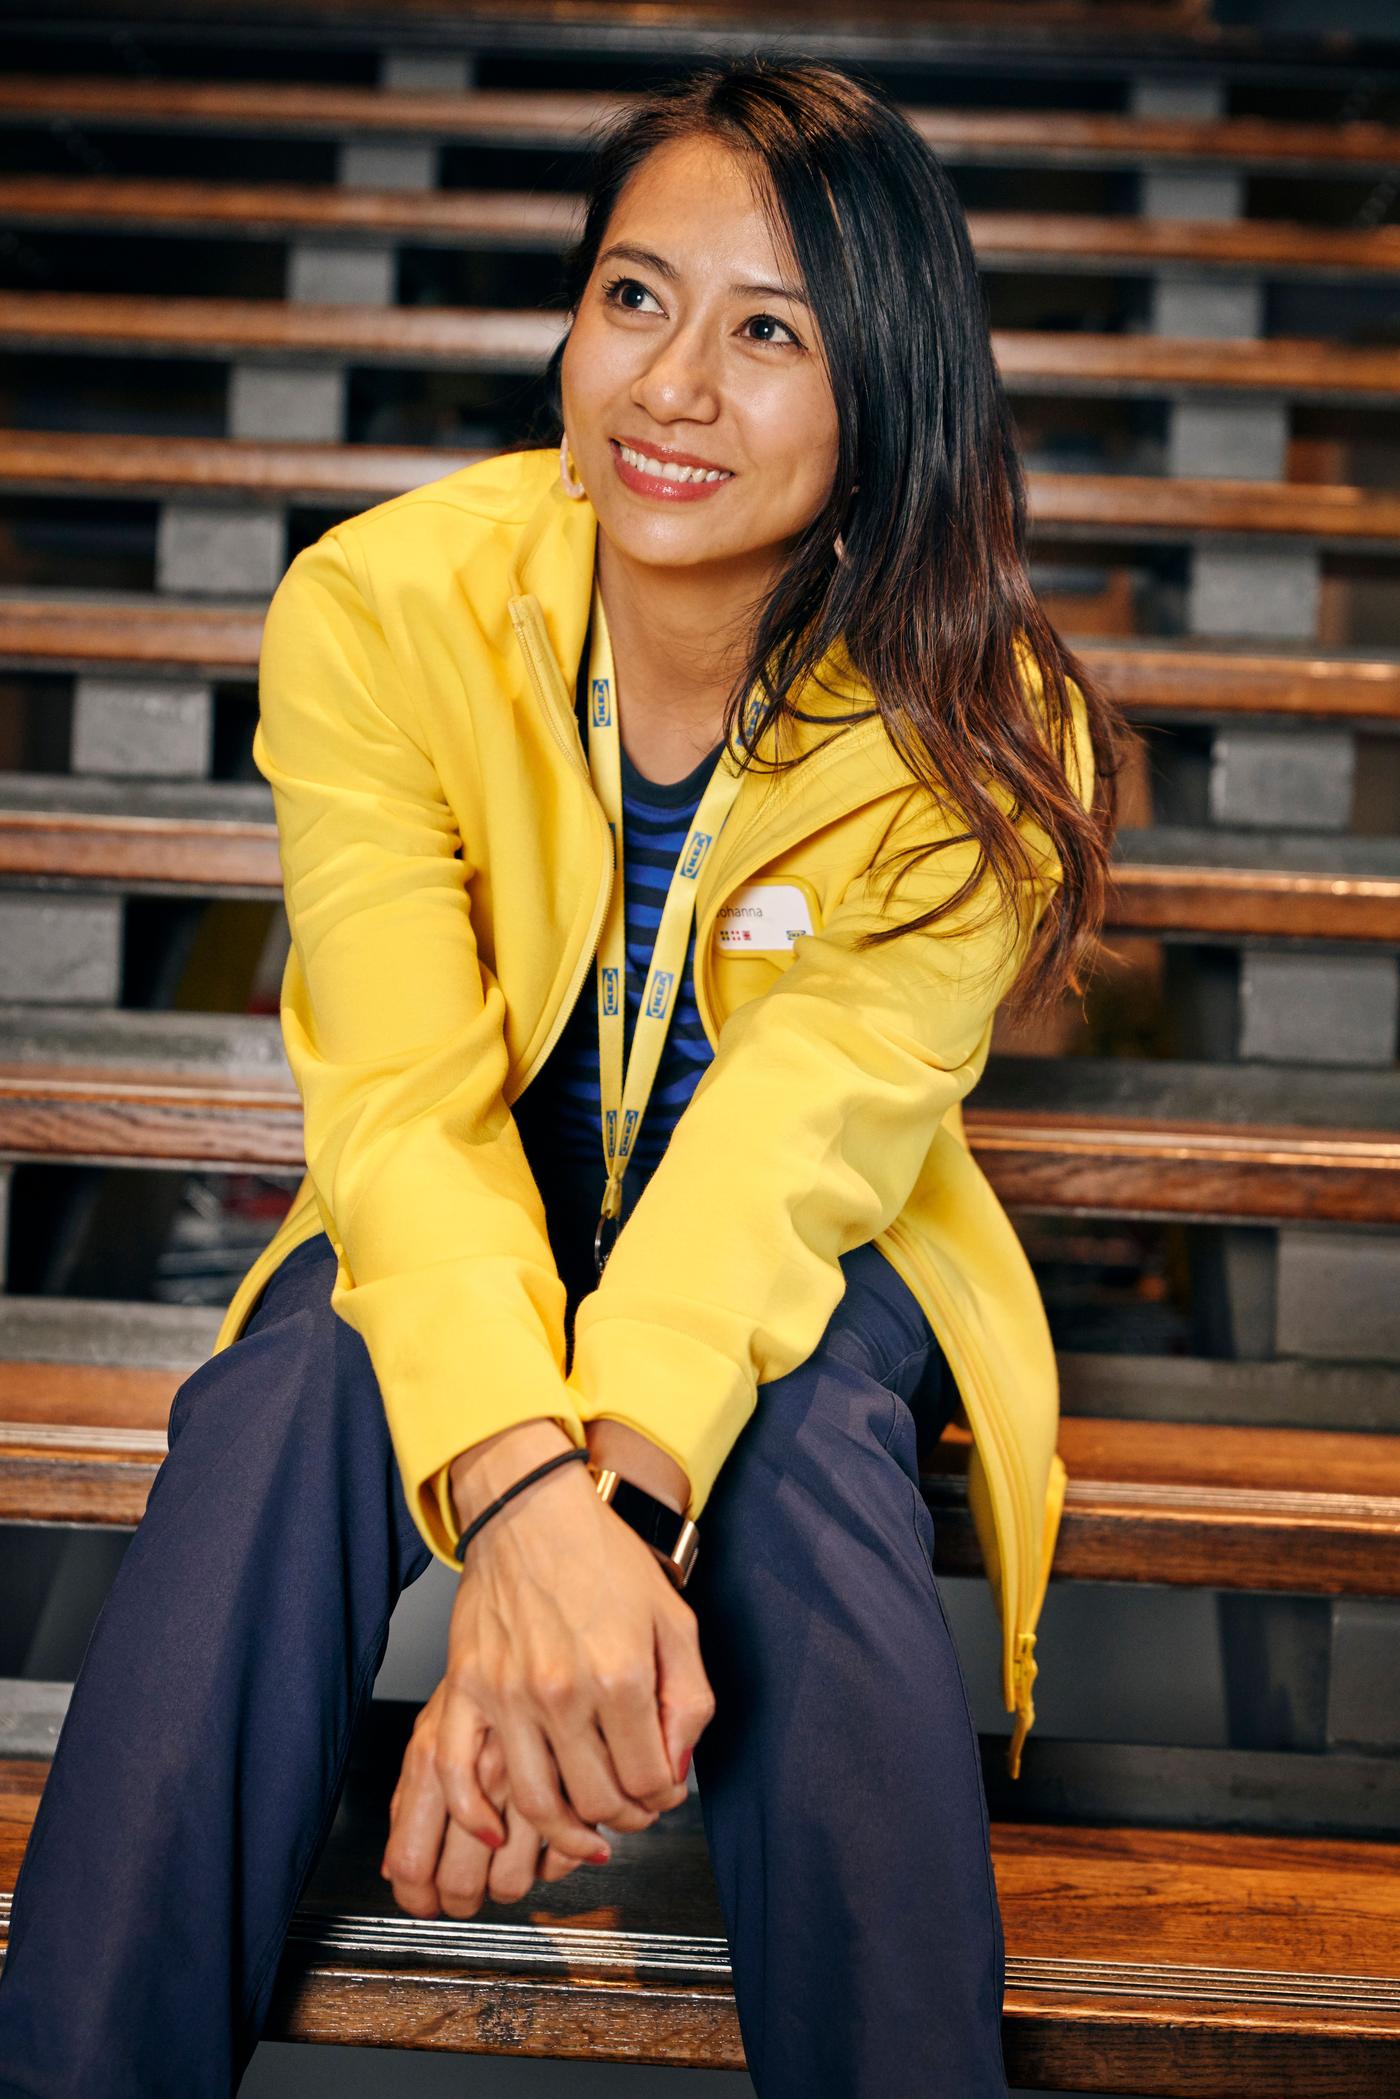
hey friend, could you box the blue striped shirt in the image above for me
[514,654,724,1312]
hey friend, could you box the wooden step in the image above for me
[4,76,1399,177]
[0,293,562,372]
[2,1738,1396,2090]
[4,338,1400,541]
[7,180,1400,282]
[3,596,1395,725]
[9,428,1400,519]
[0,1023,1395,1223]
[5,1321,1398,1593]
[2,776,1395,942]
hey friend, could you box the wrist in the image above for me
[448,1417,577,1533]
[585,1417,691,1517]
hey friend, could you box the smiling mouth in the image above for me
[611,438,734,486]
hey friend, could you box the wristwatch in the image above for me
[589,1463,700,1590]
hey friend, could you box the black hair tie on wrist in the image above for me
[452,1445,590,1566]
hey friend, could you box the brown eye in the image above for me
[602,275,662,314]
[744,313,800,346]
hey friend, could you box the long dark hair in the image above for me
[537,55,1133,1018]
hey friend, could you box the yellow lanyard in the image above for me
[584,575,745,1278]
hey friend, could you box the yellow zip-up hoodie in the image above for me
[210,445,1094,1777]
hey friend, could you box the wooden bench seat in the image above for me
[2,75,1398,179]
[7,178,1400,282]
[0,1015,1395,1224]
[2,596,1395,725]
[2,776,1398,942]
[2,1738,1397,2090]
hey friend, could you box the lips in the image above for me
[612,435,732,473]
[609,440,734,501]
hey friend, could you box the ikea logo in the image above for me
[601,965,620,1016]
[621,1109,639,1155]
[591,676,612,726]
[646,971,673,1019]
[605,1108,617,1150]
[680,831,712,879]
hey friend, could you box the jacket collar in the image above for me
[504,447,883,771]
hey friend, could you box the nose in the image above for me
[629,316,721,427]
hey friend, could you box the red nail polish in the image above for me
[590,1848,611,1865]
[677,1747,692,1782]
[474,1827,505,1850]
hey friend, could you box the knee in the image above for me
[167,1237,378,1462]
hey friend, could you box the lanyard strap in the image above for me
[584,574,744,1278]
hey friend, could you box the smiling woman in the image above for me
[556,126,847,785]
[0,54,1131,2099]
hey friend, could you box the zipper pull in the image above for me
[1007,1630,1038,1782]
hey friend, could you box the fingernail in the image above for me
[677,1747,692,1783]
[590,1848,611,1865]
[473,1827,506,1850]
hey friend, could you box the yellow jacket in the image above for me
[211,444,1094,1777]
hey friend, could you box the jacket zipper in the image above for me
[507,596,614,1099]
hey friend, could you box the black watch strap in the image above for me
[589,1464,700,1588]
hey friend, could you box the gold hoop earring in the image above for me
[559,431,587,500]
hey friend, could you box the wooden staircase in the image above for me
[2,2,1399,2090]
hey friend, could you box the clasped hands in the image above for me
[380,1415,715,1918]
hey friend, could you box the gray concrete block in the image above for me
[337,139,438,192]
[1128,75,1226,121]
[71,675,214,778]
[1239,950,1399,1066]
[0,894,121,1004]
[1328,1599,1400,1751]
[1152,273,1264,339]
[1189,543,1321,642]
[156,501,284,598]
[227,363,346,443]
[380,49,476,92]
[1168,398,1288,480]
[1277,1227,1400,1359]
[1141,167,1246,223]
[1208,724,1354,830]
[286,240,396,307]
[1188,1223,1278,1360]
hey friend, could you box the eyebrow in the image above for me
[597,241,810,308]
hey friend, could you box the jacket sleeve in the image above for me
[564,717,1089,1525]
[254,528,584,1568]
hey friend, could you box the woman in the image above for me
[0,56,1124,2099]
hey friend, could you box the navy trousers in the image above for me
[0,1229,1009,2097]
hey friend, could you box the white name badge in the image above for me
[714,881,816,953]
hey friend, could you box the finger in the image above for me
[487,1793,559,1906]
[492,1707,613,1865]
[483,1714,622,1858]
[654,1602,718,1795]
[547,1710,661,1835]
[592,1637,688,1817]
[476,1735,584,1891]
[434,1814,493,1921]
[436,1680,507,1848]
[382,1747,453,1919]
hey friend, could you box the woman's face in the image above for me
[560,133,840,574]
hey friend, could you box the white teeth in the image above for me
[617,441,730,485]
